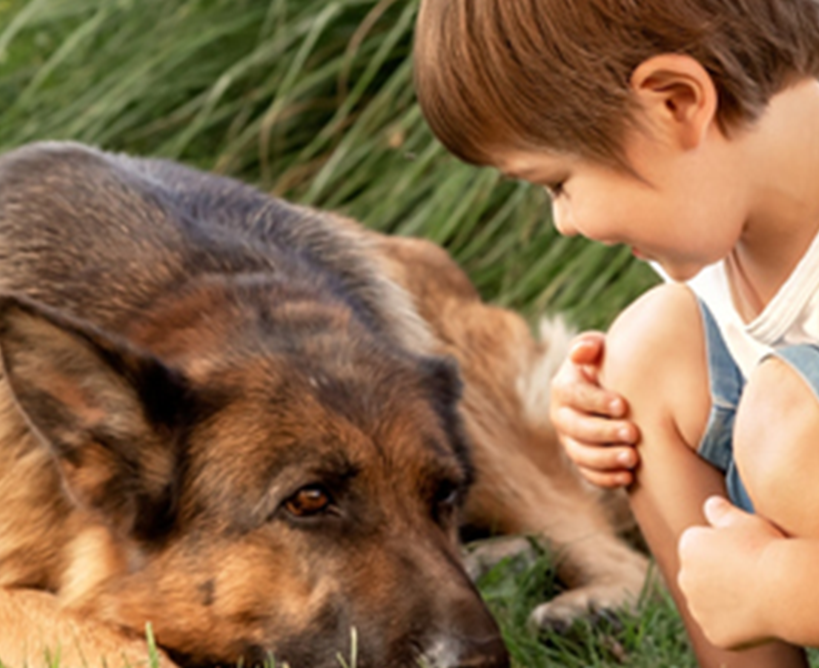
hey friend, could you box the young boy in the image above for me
[414,1,819,667]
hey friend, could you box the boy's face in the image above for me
[497,123,749,282]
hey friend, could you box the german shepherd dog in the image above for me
[0,142,648,668]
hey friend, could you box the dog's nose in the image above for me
[456,634,510,668]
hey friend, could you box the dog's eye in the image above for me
[432,480,460,522]
[284,485,333,518]
[436,482,458,507]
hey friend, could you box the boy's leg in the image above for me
[735,350,819,540]
[602,283,807,668]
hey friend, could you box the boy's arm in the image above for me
[550,331,640,487]
[679,496,819,649]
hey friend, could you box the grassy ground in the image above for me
[0,1,805,667]
[473,545,694,668]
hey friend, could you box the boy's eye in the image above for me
[544,181,565,198]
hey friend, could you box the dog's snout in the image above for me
[419,569,510,668]
[421,633,509,668]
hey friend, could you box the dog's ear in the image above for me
[420,355,473,485]
[0,295,186,540]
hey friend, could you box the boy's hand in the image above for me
[678,496,782,649]
[550,331,639,488]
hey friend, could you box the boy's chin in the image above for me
[657,260,708,283]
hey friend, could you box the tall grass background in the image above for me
[0,0,660,330]
[0,0,799,667]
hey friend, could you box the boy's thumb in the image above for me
[703,495,744,528]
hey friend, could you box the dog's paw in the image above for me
[528,585,635,632]
[461,535,540,582]
[529,585,635,631]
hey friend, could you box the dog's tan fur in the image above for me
[373,234,648,621]
[0,142,647,668]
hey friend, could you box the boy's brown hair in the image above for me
[414,0,819,169]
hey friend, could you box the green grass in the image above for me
[479,545,819,667]
[478,548,696,668]
[0,0,797,667]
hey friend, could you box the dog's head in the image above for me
[0,288,508,668]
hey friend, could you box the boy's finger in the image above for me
[552,377,628,418]
[568,332,606,365]
[677,525,708,562]
[578,466,634,489]
[553,407,637,445]
[563,437,638,472]
[703,495,747,528]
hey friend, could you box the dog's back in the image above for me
[0,143,429,348]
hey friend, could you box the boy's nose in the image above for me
[551,202,577,237]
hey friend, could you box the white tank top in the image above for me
[654,229,819,377]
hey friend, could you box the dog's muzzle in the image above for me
[420,634,510,668]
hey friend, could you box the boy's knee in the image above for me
[735,356,819,537]
[601,283,711,450]
[603,283,702,391]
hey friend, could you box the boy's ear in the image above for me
[0,294,187,541]
[630,54,719,150]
